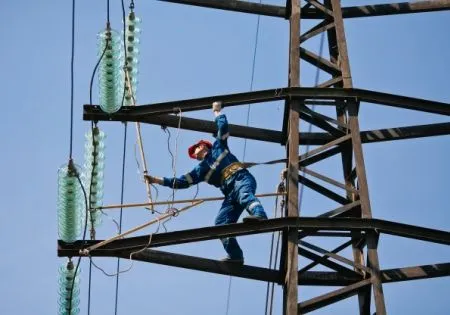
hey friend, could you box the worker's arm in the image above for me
[145,161,209,189]
[213,101,229,142]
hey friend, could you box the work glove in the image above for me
[280,168,288,180]
[212,101,222,116]
[144,174,163,185]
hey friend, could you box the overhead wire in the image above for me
[113,0,131,313]
[64,1,86,314]
[84,0,117,313]
[68,0,75,160]
[241,0,262,162]
[226,2,262,314]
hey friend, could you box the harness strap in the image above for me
[205,149,229,183]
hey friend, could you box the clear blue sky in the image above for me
[1,0,449,314]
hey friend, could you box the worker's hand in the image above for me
[144,174,163,185]
[212,101,222,116]
[280,168,288,180]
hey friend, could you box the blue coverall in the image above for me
[162,113,267,260]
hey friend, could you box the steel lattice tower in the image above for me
[59,1,450,314]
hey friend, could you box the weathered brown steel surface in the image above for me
[58,217,450,257]
[158,0,287,17]
[284,0,300,314]
[303,0,450,19]
[298,279,372,313]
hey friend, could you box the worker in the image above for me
[145,101,267,264]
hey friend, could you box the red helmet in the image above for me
[188,140,212,159]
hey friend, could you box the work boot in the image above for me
[220,256,244,265]
[243,214,267,223]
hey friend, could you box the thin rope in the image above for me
[90,217,163,277]
[162,109,182,218]
[265,180,285,315]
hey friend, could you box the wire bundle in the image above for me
[57,162,82,243]
[123,11,141,105]
[58,260,81,315]
[98,28,123,113]
[82,126,106,228]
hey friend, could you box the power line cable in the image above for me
[68,0,75,159]
[64,1,85,314]
[226,3,262,315]
[84,0,114,312]
[242,1,262,162]
[114,0,131,313]
[114,123,128,315]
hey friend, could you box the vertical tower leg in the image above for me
[283,1,300,314]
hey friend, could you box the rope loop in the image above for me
[166,207,180,217]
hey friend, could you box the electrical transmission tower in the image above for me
[59,1,450,314]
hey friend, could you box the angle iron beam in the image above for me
[301,0,450,19]
[299,173,349,205]
[366,231,387,314]
[146,114,334,145]
[361,122,450,143]
[327,0,372,309]
[300,20,335,44]
[119,248,282,283]
[381,262,450,283]
[305,0,334,17]
[297,206,361,240]
[147,114,284,143]
[284,0,301,313]
[158,0,287,18]
[298,246,360,277]
[83,87,450,120]
[300,262,450,286]
[62,248,450,286]
[300,167,359,194]
[57,217,450,257]
[300,240,372,273]
[299,146,342,167]
[299,239,354,275]
[299,111,345,137]
[300,270,362,286]
[290,88,450,115]
[317,200,361,218]
[317,76,343,88]
[298,278,372,313]
[300,47,342,75]
[84,88,289,118]
[309,232,352,237]
[85,113,450,146]
[300,134,351,162]
[300,104,349,129]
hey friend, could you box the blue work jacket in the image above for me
[162,114,241,192]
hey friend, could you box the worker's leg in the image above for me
[215,195,245,260]
[233,171,267,219]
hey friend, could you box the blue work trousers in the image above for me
[215,170,267,260]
